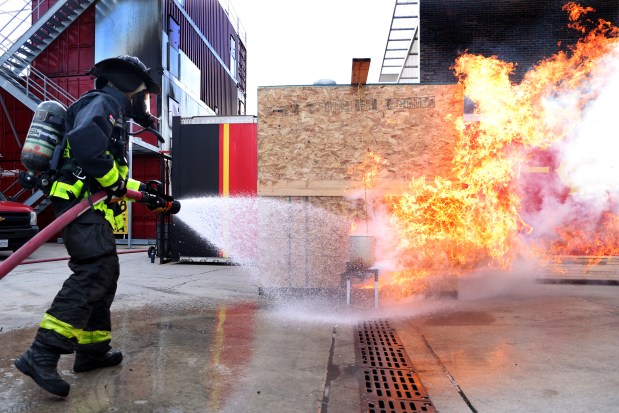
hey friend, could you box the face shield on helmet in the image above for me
[128,85,157,129]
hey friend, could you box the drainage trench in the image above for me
[354,319,436,413]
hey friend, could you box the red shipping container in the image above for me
[32,5,95,77]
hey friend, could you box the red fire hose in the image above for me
[0,189,144,281]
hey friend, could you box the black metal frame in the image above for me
[147,152,175,264]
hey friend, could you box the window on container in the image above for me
[238,99,245,115]
[168,16,180,79]
[237,88,245,115]
[230,35,237,79]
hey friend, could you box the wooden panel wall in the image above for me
[257,84,463,199]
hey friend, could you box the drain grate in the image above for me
[357,345,412,369]
[355,320,436,413]
[362,368,430,400]
[356,320,401,345]
[364,398,435,413]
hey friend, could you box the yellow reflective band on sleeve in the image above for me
[118,164,129,179]
[127,179,141,191]
[114,213,125,232]
[40,313,75,339]
[96,166,119,188]
[49,180,85,200]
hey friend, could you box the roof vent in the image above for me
[313,79,336,85]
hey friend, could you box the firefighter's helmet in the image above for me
[88,55,160,95]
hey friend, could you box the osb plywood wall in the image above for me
[258,83,463,197]
[256,84,463,287]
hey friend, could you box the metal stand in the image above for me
[341,262,379,308]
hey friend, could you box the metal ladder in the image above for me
[0,0,96,111]
[379,0,420,83]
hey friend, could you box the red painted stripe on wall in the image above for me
[228,123,257,196]
[218,123,257,196]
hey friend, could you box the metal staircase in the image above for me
[0,0,96,111]
[0,0,95,211]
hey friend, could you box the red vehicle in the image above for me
[0,190,39,252]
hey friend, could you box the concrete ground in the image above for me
[1,243,619,412]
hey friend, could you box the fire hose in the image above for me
[0,188,180,280]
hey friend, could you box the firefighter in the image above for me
[14,55,171,397]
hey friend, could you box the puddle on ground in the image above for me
[0,301,258,413]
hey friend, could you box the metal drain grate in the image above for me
[362,368,430,400]
[357,345,412,369]
[355,320,436,413]
[364,398,435,413]
[357,326,402,348]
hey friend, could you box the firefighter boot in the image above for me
[14,344,70,397]
[73,349,123,373]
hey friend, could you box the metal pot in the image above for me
[348,235,376,269]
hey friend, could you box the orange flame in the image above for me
[349,150,383,189]
[549,212,619,257]
[362,3,619,290]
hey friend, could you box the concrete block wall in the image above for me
[420,0,619,84]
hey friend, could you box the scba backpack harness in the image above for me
[19,91,126,199]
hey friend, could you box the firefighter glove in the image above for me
[106,176,127,200]
[141,192,170,213]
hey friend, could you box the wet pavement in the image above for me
[2,244,619,412]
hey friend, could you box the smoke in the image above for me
[457,258,542,301]
[520,43,619,242]
[555,45,619,213]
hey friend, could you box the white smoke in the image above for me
[554,44,619,215]
[521,43,619,241]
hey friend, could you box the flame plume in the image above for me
[358,3,619,289]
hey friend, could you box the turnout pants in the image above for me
[34,207,120,355]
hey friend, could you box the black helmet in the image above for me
[89,55,161,95]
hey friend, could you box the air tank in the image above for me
[21,101,67,174]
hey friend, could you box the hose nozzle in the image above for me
[169,200,181,215]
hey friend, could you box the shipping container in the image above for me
[2,0,248,243]
[163,0,246,117]
[171,115,257,261]
[0,90,31,197]
[32,5,95,77]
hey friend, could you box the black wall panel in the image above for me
[420,0,619,83]
[171,117,220,259]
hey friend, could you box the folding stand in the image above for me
[341,262,379,308]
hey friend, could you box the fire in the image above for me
[549,212,619,257]
[349,150,383,190]
[360,3,619,289]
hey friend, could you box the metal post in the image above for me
[374,270,379,309]
[127,137,133,249]
[346,273,351,305]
